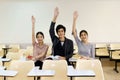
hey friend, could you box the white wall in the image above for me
[0,0,120,44]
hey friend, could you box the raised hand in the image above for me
[54,7,59,18]
[72,11,78,37]
[31,15,36,25]
[73,11,78,21]
[53,7,59,22]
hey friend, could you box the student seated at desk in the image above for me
[49,7,74,65]
[72,11,95,60]
[31,16,49,69]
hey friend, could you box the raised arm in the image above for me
[31,16,36,46]
[72,11,79,38]
[53,7,59,22]
[49,7,59,42]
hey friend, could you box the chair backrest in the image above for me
[95,44,109,56]
[109,44,120,50]
[75,59,104,80]
[25,46,33,56]
[7,60,34,80]
[74,45,78,54]
[41,60,68,80]
[46,45,52,57]
[9,44,20,52]
[0,61,2,66]
[6,52,21,60]
[95,43,107,48]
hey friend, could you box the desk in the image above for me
[0,70,18,80]
[0,66,6,70]
[2,47,11,58]
[67,66,95,80]
[27,67,55,80]
[108,48,120,73]
[0,58,11,66]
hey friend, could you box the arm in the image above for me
[32,16,36,46]
[72,11,78,38]
[35,45,49,59]
[49,7,59,42]
[91,44,95,59]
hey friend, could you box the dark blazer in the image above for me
[49,22,73,60]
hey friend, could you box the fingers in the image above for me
[54,7,59,17]
[73,11,79,20]
[31,15,35,24]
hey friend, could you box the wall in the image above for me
[0,0,120,44]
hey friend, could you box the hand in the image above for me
[73,11,78,21]
[31,15,36,25]
[32,57,36,61]
[54,7,59,19]
[79,56,90,60]
[59,56,66,60]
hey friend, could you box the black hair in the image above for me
[36,31,44,38]
[56,24,66,33]
[79,30,88,37]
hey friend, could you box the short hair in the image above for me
[56,24,66,33]
[79,30,88,37]
[36,31,44,38]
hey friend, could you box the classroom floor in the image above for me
[101,58,120,80]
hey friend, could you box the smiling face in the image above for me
[36,32,44,43]
[79,30,88,43]
[56,24,66,39]
[57,28,65,38]
[36,34,44,43]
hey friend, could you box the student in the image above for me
[31,16,49,69]
[49,7,73,65]
[72,11,95,59]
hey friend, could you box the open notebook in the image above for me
[68,70,95,77]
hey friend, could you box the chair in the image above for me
[0,44,5,57]
[72,45,79,58]
[0,61,2,66]
[109,44,120,73]
[41,60,68,80]
[7,60,34,80]
[25,46,33,57]
[74,59,104,80]
[8,44,20,53]
[46,45,52,57]
[95,43,109,60]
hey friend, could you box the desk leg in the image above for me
[114,61,119,73]
[4,76,6,80]
[2,62,5,66]
[34,77,36,80]
[2,50,7,58]
[70,76,73,80]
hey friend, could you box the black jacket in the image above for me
[49,22,73,60]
